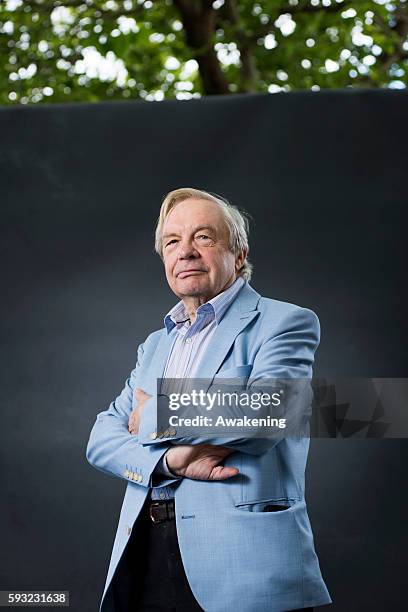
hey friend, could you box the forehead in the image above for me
[163,198,226,232]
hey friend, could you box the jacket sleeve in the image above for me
[85,342,181,488]
[137,307,320,456]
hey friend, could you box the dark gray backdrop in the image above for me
[1,89,407,611]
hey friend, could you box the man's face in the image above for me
[162,198,245,301]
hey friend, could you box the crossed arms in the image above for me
[86,307,320,487]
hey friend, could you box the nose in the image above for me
[178,239,199,259]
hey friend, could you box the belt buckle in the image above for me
[149,501,166,524]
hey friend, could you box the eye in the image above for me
[165,239,178,246]
[196,234,211,240]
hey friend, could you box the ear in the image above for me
[235,248,248,272]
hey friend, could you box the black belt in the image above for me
[141,499,175,524]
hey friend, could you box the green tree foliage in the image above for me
[1,0,407,105]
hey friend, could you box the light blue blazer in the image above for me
[86,282,332,611]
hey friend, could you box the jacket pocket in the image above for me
[235,497,297,513]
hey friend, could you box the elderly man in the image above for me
[86,188,332,612]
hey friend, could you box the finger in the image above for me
[209,466,239,480]
[135,388,149,399]
[128,412,136,431]
[202,444,233,458]
[128,416,137,434]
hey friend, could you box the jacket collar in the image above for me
[143,282,261,394]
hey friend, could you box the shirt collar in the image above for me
[164,276,246,334]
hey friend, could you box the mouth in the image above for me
[177,270,205,279]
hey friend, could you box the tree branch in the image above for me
[224,0,258,92]
[373,5,408,74]
[173,0,230,95]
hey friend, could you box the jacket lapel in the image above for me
[197,282,261,386]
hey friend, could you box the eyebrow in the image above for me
[162,225,217,241]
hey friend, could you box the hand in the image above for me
[128,388,152,435]
[165,444,239,481]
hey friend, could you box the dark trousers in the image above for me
[109,498,314,612]
[109,498,203,611]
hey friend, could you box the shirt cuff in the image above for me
[153,452,180,479]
